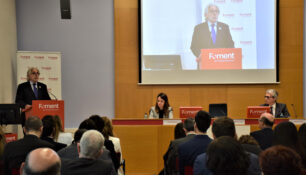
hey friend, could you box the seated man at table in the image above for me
[251,112,274,150]
[261,89,290,118]
[178,111,212,175]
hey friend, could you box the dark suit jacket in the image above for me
[41,136,67,152]
[261,103,290,118]
[250,128,274,150]
[15,81,51,109]
[3,135,54,175]
[58,143,112,162]
[61,158,116,175]
[178,135,212,175]
[163,134,196,174]
[190,21,234,57]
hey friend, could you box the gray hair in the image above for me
[27,67,40,81]
[204,4,220,19]
[266,89,278,100]
[79,130,104,159]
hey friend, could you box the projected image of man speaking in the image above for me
[190,4,234,59]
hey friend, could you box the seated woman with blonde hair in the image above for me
[101,116,124,175]
[149,92,173,119]
[53,115,73,146]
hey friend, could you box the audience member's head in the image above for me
[206,136,250,175]
[41,115,56,138]
[174,122,185,139]
[259,145,303,175]
[101,116,114,139]
[183,117,195,133]
[24,116,43,136]
[0,126,6,158]
[298,123,306,149]
[78,130,105,159]
[20,148,61,175]
[258,112,274,129]
[238,135,260,146]
[78,118,97,130]
[212,117,236,139]
[89,115,105,134]
[53,115,63,141]
[72,129,87,144]
[273,121,298,150]
[194,110,211,133]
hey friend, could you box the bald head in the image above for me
[259,113,274,128]
[21,148,61,175]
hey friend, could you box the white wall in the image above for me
[0,0,17,103]
[16,0,115,127]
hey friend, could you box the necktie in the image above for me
[270,106,273,115]
[33,83,38,99]
[211,23,216,44]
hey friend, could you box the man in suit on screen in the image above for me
[15,67,51,126]
[190,4,234,59]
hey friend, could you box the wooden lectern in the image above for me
[25,100,65,128]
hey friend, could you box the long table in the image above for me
[112,118,305,175]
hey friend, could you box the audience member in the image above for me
[207,136,250,175]
[149,92,173,119]
[41,115,66,151]
[250,112,274,150]
[53,115,73,145]
[174,122,186,139]
[102,116,123,175]
[194,117,261,175]
[238,135,262,156]
[58,129,112,161]
[20,148,61,175]
[299,123,306,168]
[259,145,304,175]
[90,116,120,170]
[58,129,87,159]
[273,121,299,150]
[178,110,212,175]
[261,89,290,118]
[61,130,116,175]
[163,118,195,175]
[3,116,54,175]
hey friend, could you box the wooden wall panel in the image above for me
[114,0,304,119]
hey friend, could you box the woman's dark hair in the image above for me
[259,145,303,175]
[41,115,56,138]
[155,92,170,117]
[238,135,260,146]
[174,122,185,139]
[89,115,105,134]
[273,121,299,150]
[78,118,97,130]
[206,136,250,175]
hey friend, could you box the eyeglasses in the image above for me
[31,72,40,75]
[264,96,274,99]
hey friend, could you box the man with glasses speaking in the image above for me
[15,67,51,126]
[261,89,290,118]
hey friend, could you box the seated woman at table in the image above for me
[149,92,173,119]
